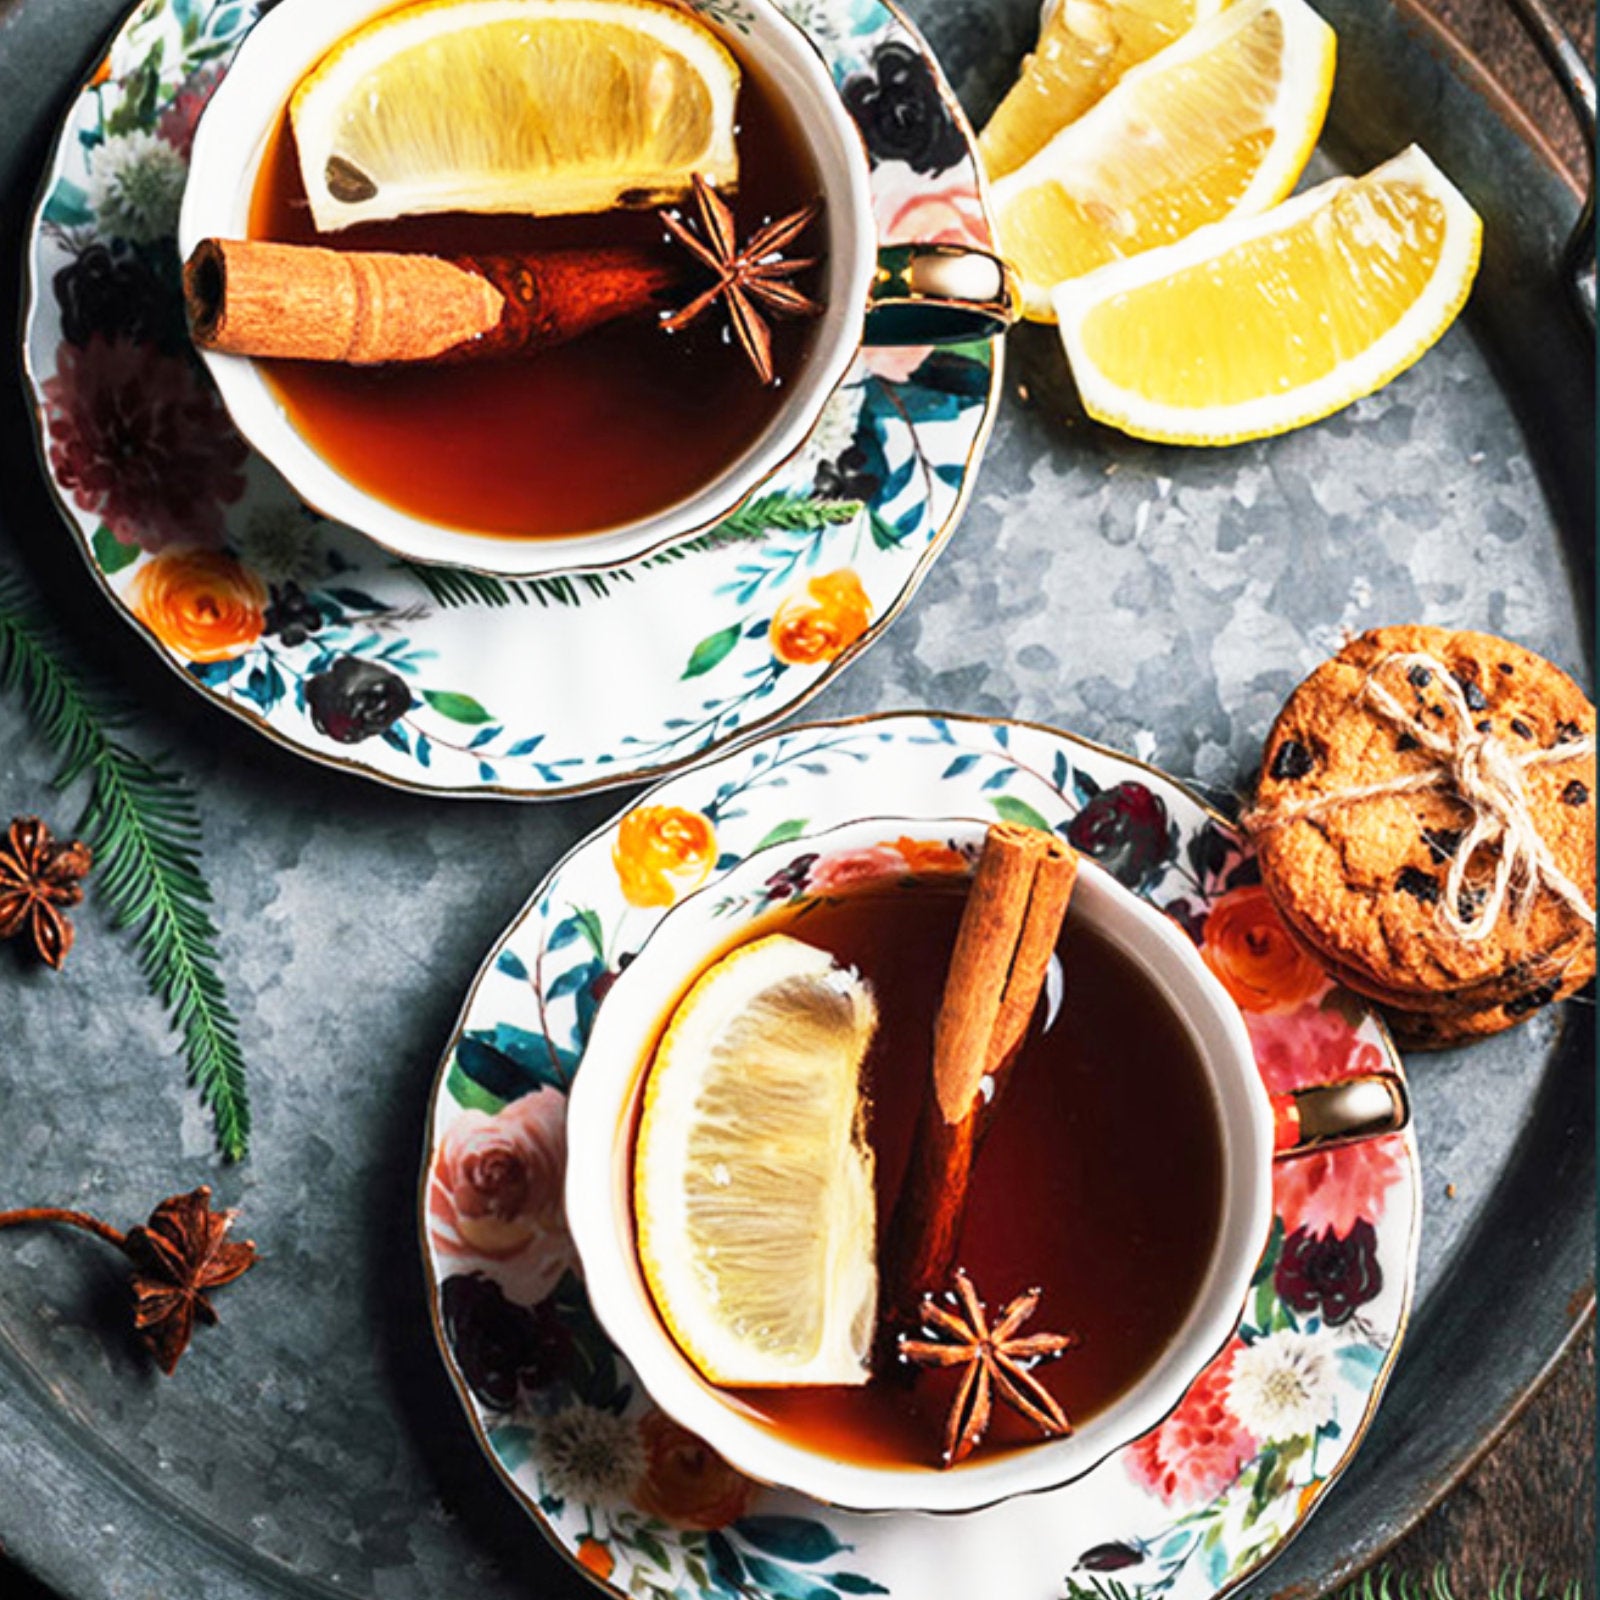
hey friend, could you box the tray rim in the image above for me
[0,0,1591,1593]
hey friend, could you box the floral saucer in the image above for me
[21,0,999,797]
[421,712,1419,1600]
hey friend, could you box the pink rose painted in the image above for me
[866,170,987,384]
[1272,1135,1409,1237]
[1245,1002,1386,1096]
[1249,1002,1406,1232]
[428,1089,573,1304]
[805,842,909,895]
[1125,1340,1258,1508]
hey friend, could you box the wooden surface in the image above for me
[0,0,1592,1596]
[1377,0,1595,1584]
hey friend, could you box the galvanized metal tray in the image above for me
[0,0,1591,1594]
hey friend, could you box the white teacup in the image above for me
[565,815,1409,1514]
[178,0,1016,576]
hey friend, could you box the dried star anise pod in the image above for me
[123,1187,258,1373]
[659,173,822,385]
[0,1186,256,1374]
[0,815,92,968]
[899,1268,1077,1466]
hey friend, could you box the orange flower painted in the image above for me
[770,570,873,666]
[891,835,970,875]
[633,1409,758,1530]
[575,1537,615,1581]
[129,548,267,663]
[612,805,718,908]
[1201,885,1326,1013]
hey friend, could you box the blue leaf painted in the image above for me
[189,658,243,685]
[495,949,529,981]
[455,1024,573,1097]
[707,1532,747,1596]
[734,1516,846,1564]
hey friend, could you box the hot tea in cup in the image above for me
[178,0,1016,575]
[567,815,1408,1511]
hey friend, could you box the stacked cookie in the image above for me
[1251,626,1596,1048]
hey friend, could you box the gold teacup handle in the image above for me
[1272,1075,1411,1157]
[864,245,1020,345]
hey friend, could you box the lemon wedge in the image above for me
[633,934,879,1388]
[979,0,1228,181]
[289,0,741,232]
[1052,145,1483,445]
[990,0,1336,319]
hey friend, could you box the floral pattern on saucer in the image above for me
[422,713,1419,1600]
[22,0,1000,796]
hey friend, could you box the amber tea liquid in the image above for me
[248,46,824,539]
[712,883,1225,1467]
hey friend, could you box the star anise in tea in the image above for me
[0,815,93,969]
[660,173,822,385]
[0,1186,256,1374]
[899,1268,1076,1466]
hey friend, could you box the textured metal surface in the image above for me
[0,0,1592,1595]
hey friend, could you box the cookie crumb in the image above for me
[1445,1183,1457,1199]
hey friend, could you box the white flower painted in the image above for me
[236,503,324,585]
[532,1404,646,1503]
[1226,1330,1339,1443]
[88,131,186,244]
[773,0,848,48]
[795,384,865,478]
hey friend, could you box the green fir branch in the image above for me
[0,565,249,1160]
[1335,1569,1585,1600]
[1066,1567,1586,1600]
[398,494,863,610]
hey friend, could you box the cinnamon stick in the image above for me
[183,237,686,365]
[882,825,1079,1337]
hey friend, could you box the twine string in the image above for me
[1251,651,1595,943]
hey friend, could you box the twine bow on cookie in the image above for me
[1251,651,1596,942]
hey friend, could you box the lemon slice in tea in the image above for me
[978,0,1228,181]
[290,0,741,231]
[1052,145,1483,444]
[633,934,879,1388]
[989,0,1336,319]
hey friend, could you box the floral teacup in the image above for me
[566,815,1412,1514]
[178,0,1017,576]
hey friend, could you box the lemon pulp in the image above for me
[1052,146,1483,444]
[990,0,1336,318]
[633,935,879,1388]
[978,0,1228,180]
[290,0,741,231]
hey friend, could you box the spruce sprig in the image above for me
[1065,1566,1585,1600]
[0,564,249,1160]
[400,493,864,610]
